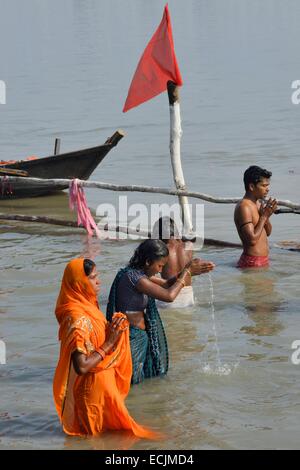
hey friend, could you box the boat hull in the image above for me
[0,132,123,199]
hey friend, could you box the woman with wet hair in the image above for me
[107,239,214,384]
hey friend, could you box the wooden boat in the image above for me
[0,130,124,199]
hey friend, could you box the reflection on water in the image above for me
[79,235,102,260]
[63,431,140,451]
[0,192,73,219]
[239,270,284,337]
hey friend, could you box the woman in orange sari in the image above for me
[53,258,157,438]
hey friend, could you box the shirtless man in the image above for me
[153,216,212,307]
[234,165,277,268]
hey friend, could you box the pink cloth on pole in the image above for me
[69,179,101,238]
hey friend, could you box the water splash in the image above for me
[207,272,222,367]
[202,362,239,376]
[200,273,239,376]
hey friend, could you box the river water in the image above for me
[0,0,299,450]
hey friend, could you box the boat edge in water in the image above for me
[0,130,124,199]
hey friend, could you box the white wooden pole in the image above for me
[167,81,194,237]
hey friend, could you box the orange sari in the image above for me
[53,258,158,439]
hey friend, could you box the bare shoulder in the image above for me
[235,198,251,210]
[175,240,192,267]
[182,242,193,263]
[166,243,177,260]
[173,240,190,256]
[234,199,255,225]
[235,198,255,213]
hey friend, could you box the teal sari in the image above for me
[106,267,169,384]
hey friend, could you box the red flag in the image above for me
[123,4,183,112]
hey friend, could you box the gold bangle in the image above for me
[178,278,186,288]
[95,350,104,360]
[184,268,192,277]
[96,347,107,360]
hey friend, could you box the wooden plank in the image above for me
[54,138,61,155]
[105,129,125,147]
[275,241,300,251]
[0,167,28,177]
[0,212,243,247]
[1,176,300,210]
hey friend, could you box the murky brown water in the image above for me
[1,0,300,450]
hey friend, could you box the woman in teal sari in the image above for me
[107,239,214,384]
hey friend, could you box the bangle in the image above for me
[184,268,192,277]
[96,347,107,360]
[178,278,186,288]
[96,350,104,360]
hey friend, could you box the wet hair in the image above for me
[243,166,272,191]
[152,216,196,243]
[83,258,96,276]
[152,216,178,242]
[128,239,169,269]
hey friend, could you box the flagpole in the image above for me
[167,81,194,237]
